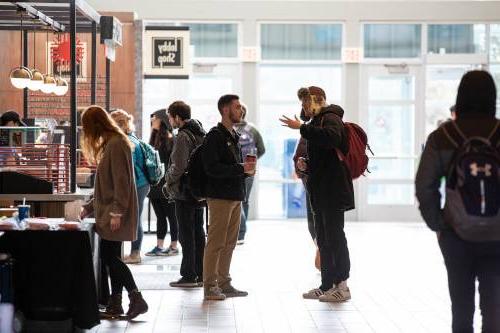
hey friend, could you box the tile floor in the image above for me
[92,220,483,333]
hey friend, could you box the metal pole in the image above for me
[70,0,77,193]
[105,58,110,112]
[23,29,28,119]
[91,21,97,105]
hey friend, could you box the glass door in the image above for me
[358,65,423,221]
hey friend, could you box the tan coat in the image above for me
[84,135,138,241]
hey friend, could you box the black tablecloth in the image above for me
[0,230,100,329]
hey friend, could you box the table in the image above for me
[0,190,92,218]
[0,230,100,329]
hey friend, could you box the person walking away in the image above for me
[233,103,265,244]
[110,109,150,264]
[145,109,179,257]
[202,94,256,300]
[80,105,148,320]
[280,86,354,303]
[165,101,207,288]
[416,70,500,332]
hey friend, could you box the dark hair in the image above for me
[217,94,239,113]
[167,101,191,120]
[149,122,173,150]
[455,70,497,117]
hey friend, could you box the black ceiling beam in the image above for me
[13,3,65,31]
[9,0,101,24]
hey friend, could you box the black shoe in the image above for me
[169,277,199,288]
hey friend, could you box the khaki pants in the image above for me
[203,198,241,288]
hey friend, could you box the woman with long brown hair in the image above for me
[80,105,148,320]
[145,109,179,256]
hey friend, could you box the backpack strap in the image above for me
[441,121,467,148]
[487,120,500,148]
[180,128,197,147]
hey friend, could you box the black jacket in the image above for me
[300,105,354,211]
[202,123,246,201]
[415,114,499,232]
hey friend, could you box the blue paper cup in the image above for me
[17,205,30,221]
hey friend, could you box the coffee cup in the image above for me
[17,205,30,221]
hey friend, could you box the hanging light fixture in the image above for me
[41,30,56,94]
[10,10,32,89]
[53,77,68,96]
[28,30,44,91]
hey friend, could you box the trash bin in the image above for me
[282,138,307,218]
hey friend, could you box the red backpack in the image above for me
[337,122,373,179]
[322,114,373,179]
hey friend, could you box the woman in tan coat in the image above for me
[80,105,148,320]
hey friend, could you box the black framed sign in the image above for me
[144,26,190,79]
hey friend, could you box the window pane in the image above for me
[261,24,342,60]
[491,65,500,118]
[368,184,415,205]
[184,23,238,58]
[369,159,415,179]
[491,25,500,62]
[368,105,414,156]
[428,24,486,54]
[369,76,415,101]
[425,65,472,135]
[364,24,421,58]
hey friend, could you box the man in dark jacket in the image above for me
[280,86,354,303]
[416,70,500,332]
[202,94,256,301]
[165,101,207,288]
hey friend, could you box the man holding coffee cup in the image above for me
[201,94,255,301]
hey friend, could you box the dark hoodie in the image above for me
[165,119,206,201]
[299,104,355,211]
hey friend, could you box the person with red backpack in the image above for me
[416,70,500,332]
[280,86,354,302]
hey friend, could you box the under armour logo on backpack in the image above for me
[470,162,492,177]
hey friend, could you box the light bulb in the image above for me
[54,77,68,96]
[41,74,56,94]
[10,67,32,89]
[28,69,44,91]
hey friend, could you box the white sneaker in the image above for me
[319,286,351,303]
[302,288,325,299]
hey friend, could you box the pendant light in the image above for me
[41,30,56,94]
[10,10,32,89]
[28,31,44,91]
[54,77,68,96]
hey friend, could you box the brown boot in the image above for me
[101,293,124,318]
[127,290,148,320]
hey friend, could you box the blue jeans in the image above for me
[131,184,150,252]
[238,176,254,240]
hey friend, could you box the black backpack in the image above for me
[442,120,500,242]
[180,129,207,205]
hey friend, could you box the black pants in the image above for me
[313,205,350,291]
[175,200,205,281]
[151,197,178,241]
[100,239,137,295]
[306,191,316,241]
[439,230,500,333]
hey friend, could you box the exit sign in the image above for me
[342,47,363,63]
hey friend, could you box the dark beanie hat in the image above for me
[455,70,496,117]
[151,109,172,131]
